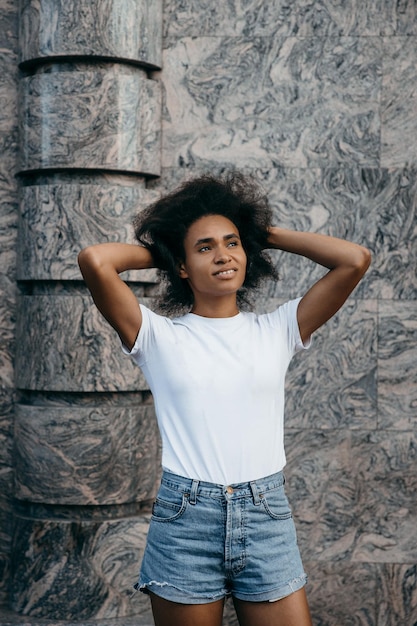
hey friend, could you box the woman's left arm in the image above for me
[267,227,371,344]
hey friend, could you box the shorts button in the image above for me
[226,486,234,494]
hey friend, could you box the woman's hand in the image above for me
[267,227,371,343]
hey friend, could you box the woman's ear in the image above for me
[178,262,188,279]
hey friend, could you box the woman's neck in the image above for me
[191,296,239,318]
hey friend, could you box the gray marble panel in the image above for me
[10,515,152,620]
[14,403,159,505]
[0,273,17,607]
[287,470,360,562]
[285,429,352,475]
[0,384,15,514]
[163,0,300,39]
[0,0,18,50]
[349,431,417,564]
[0,389,14,460]
[378,301,417,429]
[0,52,18,133]
[285,429,417,564]
[285,430,359,561]
[305,561,377,625]
[20,68,161,176]
[350,168,417,300]
[381,37,417,168]
[15,295,153,392]
[379,1,417,35]
[17,178,159,281]
[0,132,19,270]
[163,0,414,38]
[0,467,13,606]
[376,564,417,626]
[296,1,417,37]
[19,0,162,68]
[0,275,18,395]
[0,609,154,626]
[285,299,377,430]
[161,36,380,169]
[220,600,239,626]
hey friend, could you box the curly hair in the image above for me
[133,172,278,315]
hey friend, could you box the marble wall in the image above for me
[0,0,416,625]
[152,1,417,624]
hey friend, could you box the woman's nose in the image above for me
[214,247,231,263]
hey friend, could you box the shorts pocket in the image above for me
[260,488,293,521]
[151,489,188,522]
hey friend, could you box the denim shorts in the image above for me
[136,469,307,604]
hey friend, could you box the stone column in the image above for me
[11,1,162,620]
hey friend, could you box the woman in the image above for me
[78,173,371,626]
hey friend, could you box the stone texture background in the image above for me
[0,1,416,625]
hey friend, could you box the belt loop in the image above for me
[189,479,199,505]
[250,480,261,505]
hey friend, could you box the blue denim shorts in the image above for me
[136,469,307,604]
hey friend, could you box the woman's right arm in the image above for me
[78,243,155,351]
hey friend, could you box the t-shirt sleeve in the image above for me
[121,304,166,367]
[269,297,312,355]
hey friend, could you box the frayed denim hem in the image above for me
[134,580,227,605]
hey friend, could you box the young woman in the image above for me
[78,173,371,626]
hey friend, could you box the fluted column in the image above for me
[12,1,162,620]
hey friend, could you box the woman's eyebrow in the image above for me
[193,233,240,247]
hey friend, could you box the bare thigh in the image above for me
[150,592,225,626]
[233,588,313,626]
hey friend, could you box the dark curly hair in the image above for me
[134,172,278,315]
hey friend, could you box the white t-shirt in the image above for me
[123,298,309,485]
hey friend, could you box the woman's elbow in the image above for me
[78,247,90,272]
[353,246,372,278]
[77,246,102,277]
[359,246,371,270]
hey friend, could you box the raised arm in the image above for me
[78,243,155,351]
[267,228,371,344]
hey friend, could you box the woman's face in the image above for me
[179,214,247,302]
